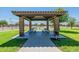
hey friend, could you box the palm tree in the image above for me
[68,17,76,29]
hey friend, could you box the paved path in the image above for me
[19,32,61,52]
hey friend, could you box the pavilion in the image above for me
[12,11,66,37]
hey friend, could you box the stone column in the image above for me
[29,20,32,31]
[53,16,60,35]
[19,16,25,37]
[47,19,49,31]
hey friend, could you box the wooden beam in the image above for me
[29,20,32,31]
[19,16,25,37]
[47,19,49,31]
[53,16,60,35]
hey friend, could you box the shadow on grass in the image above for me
[72,28,79,30]
[60,30,79,34]
[0,38,27,47]
[51,35,79,47]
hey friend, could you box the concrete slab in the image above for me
[19,47,61,52]
[16,31,65,39]
[19,32,61,52]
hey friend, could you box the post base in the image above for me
[54,31,59,36]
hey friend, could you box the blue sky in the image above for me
[0,7,79,24]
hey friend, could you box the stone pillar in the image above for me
[47,19,49,31]
[29,20,32,31]
[53,16,60,35]
[19,16,25,37]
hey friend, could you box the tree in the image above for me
[55,8,64,11]
[0,20,8,26]
[40,23,45,26]
[15,22,19,26]
[0,20,8,30]
[33,23,38,26]
[50,8,68,23]
[68,17,76,29]
[55,8,68,22]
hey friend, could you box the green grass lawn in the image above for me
[0,30,19,45]
[0,38,27,52]
[1,26,79,52]
[51,27,79,52]
[0,28,28,52]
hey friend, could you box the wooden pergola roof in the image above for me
[12,11,67,36]
[12,11,67,21]
[12,11,66,17]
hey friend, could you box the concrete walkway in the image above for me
[19,32,61,52]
